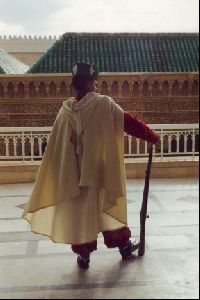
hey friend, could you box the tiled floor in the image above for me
[0,178,199,299]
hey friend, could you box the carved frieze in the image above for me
[28,103,47,113]
[142,112,199,124]
[118,102,142,111]
[46,103,62,113]
[0,103,28,113]
[0,114,9,126]
[142,101,199,112]
[118,100,198,114]
[9,114,56,127]
[0,73,198,126]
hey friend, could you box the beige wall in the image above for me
[0,35,57,65]
[10,52,43,66]
[0,159,198,184]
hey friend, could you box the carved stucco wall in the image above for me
[0,73,199,127]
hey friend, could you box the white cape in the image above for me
[23,92,128,244]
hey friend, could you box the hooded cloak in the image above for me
[22,92,127,244]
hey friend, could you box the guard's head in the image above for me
[71,63,98,95]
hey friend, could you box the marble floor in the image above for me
[0,178,199,299]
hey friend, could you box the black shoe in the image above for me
[77,255,90,269]
[119,239,139,260]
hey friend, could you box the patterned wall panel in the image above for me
[0,73,198,126]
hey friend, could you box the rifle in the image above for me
[138,144,153,256]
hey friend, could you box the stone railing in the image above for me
[125,124,199,158]
[0,124,198,161]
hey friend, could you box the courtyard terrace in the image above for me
[0,178,199,299]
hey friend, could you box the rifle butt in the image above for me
[138,220,145,256]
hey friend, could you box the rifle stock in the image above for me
[138,144,153,256]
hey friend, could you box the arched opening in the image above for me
[122,81,130,97]
[29,82,36,98]
[195,133,199,152]
[171,136,177,153]
[132,82,139,97]
[24,137,31,156]
[8,137,14,156]
[60,82,67,98]
[101,81,109,95]
[70,83,74,97]
[179,134,185,153]
[0,83,4,98]
[41,137,48,155]
[16,137,22,157]
[142,81,149,96]
[152,81,160,96]
[191,80,199,96]
[33,137,39,158]
[18,82,25,98]
[181,81,189,96]
[39,82,46,97]
[162,81,169,96]
[171,80,180,96]
[187,134,193,152]
[111,81,118,97]
[163,134,169,153]
[7,82,15,98]
[0,137,6,156]
[49,81,56,98]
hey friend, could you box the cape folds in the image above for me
[22,93,127,244]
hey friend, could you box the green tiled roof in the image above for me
[0,49,29,74]
[28,33,199,73]
[0,65,5,74]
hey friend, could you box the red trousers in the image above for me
[71,226,131,256]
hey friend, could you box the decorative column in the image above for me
[128,81,132,97]
[188,81,193,96]
[149,81,153,97]
[138,81,143,97]
[4,85,8,99]
[35,83,39,99]
[168,81,173,97]
[130,81,133,97]
[46,81,50,98]
[158,81,162,97]
[118,81,122,98]
[179,81,184,96]
[107,82,112,97]
[14,85,18,99]
[24,83,29,99]
[56,85,60,98]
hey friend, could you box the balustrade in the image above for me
[0,124,198,161]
